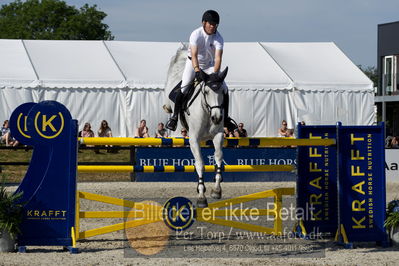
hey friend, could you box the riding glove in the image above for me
[195,71,205,83]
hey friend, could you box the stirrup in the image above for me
[165,117,178,131]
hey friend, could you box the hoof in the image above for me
[197,197,208,208]
[211,188,222,199]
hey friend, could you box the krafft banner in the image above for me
[297,123,387,245]
[135,147,297,182]
[9,101,77,249]
[296,125,338,235]
[337,124,387,244]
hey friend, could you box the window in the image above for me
[396,55,399,93]
[383,55,399,95]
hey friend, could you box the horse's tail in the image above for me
[163,43,188,113]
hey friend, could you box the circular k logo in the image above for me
[162,197,195,231]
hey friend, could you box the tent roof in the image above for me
[222,42,291,89]
[0,39,372,91]
[24,40,125,88]
[0,39,37,87]
[261,42,373,90]
[105,41,182,89]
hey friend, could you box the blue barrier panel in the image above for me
[9,101,77,250]
[135,147,297,182]
[9,103,51,208]
[337,123,388,245]
[297,125,338,235]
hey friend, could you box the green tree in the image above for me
[0,0,114,40]
[358,65,378,88]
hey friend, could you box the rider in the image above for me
[165,10,237,132]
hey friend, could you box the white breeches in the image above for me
[181,59,228,94]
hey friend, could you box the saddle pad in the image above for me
[168,81,182,103]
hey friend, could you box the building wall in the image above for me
[377,21,399,94]
[377,21,399,136]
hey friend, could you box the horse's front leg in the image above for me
[189,137,208,208]
[211,132,224,199]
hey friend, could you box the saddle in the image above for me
[168,80,199,131]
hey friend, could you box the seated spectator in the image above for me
[1,120,18,147]
[98,120,113,137]
[234,123,248,137]
[1,120,10,143]
[392,136,399,149]
[79,123,97,153]
[81,122,95,138]
[97,120,113,153]
[278,120,293,137]
[180,128,189,138]
[385,136,393,148]
[295,121,306,138]
[155,122,168,138]
[79,122,95,151]
[135,119,150,138]
[224,127,233,138]
[171,128,189,147]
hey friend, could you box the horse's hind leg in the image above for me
[211,132,224,199]
[189,137,208,208]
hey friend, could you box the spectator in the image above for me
[1,120,18,147]
[224,127,233,138]
[180,128,189,138]
[1,120,9,143]
[392,136,399,149]
[97,120,113,153]
[81,122,95,138]
[79,122,95,151]
[172,128,189,147]
[234,123,248,137]
[98,120,113,137]
[386,136,393,148]
[295,121,306,138]
[278,120,293,137]
[135,119,149,138]
[155,122,168,138]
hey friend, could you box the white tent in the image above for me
[0,40,374,137]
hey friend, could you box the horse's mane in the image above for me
[164,43,188,98]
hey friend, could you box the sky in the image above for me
[2,0,399,67]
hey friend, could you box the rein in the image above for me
[186,81,223,116]
[186,82,203,111]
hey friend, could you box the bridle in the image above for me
[186,79,224,116]
[201,80,223,116]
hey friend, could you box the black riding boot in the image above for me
[223,92,238,132]
[166,90,184,131]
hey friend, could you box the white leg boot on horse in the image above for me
[197,177,207,208]
[211,132,224,199]
[190,138,208,207]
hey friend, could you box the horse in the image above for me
[163,46,228,208]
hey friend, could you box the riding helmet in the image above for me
[202,10,220,24]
